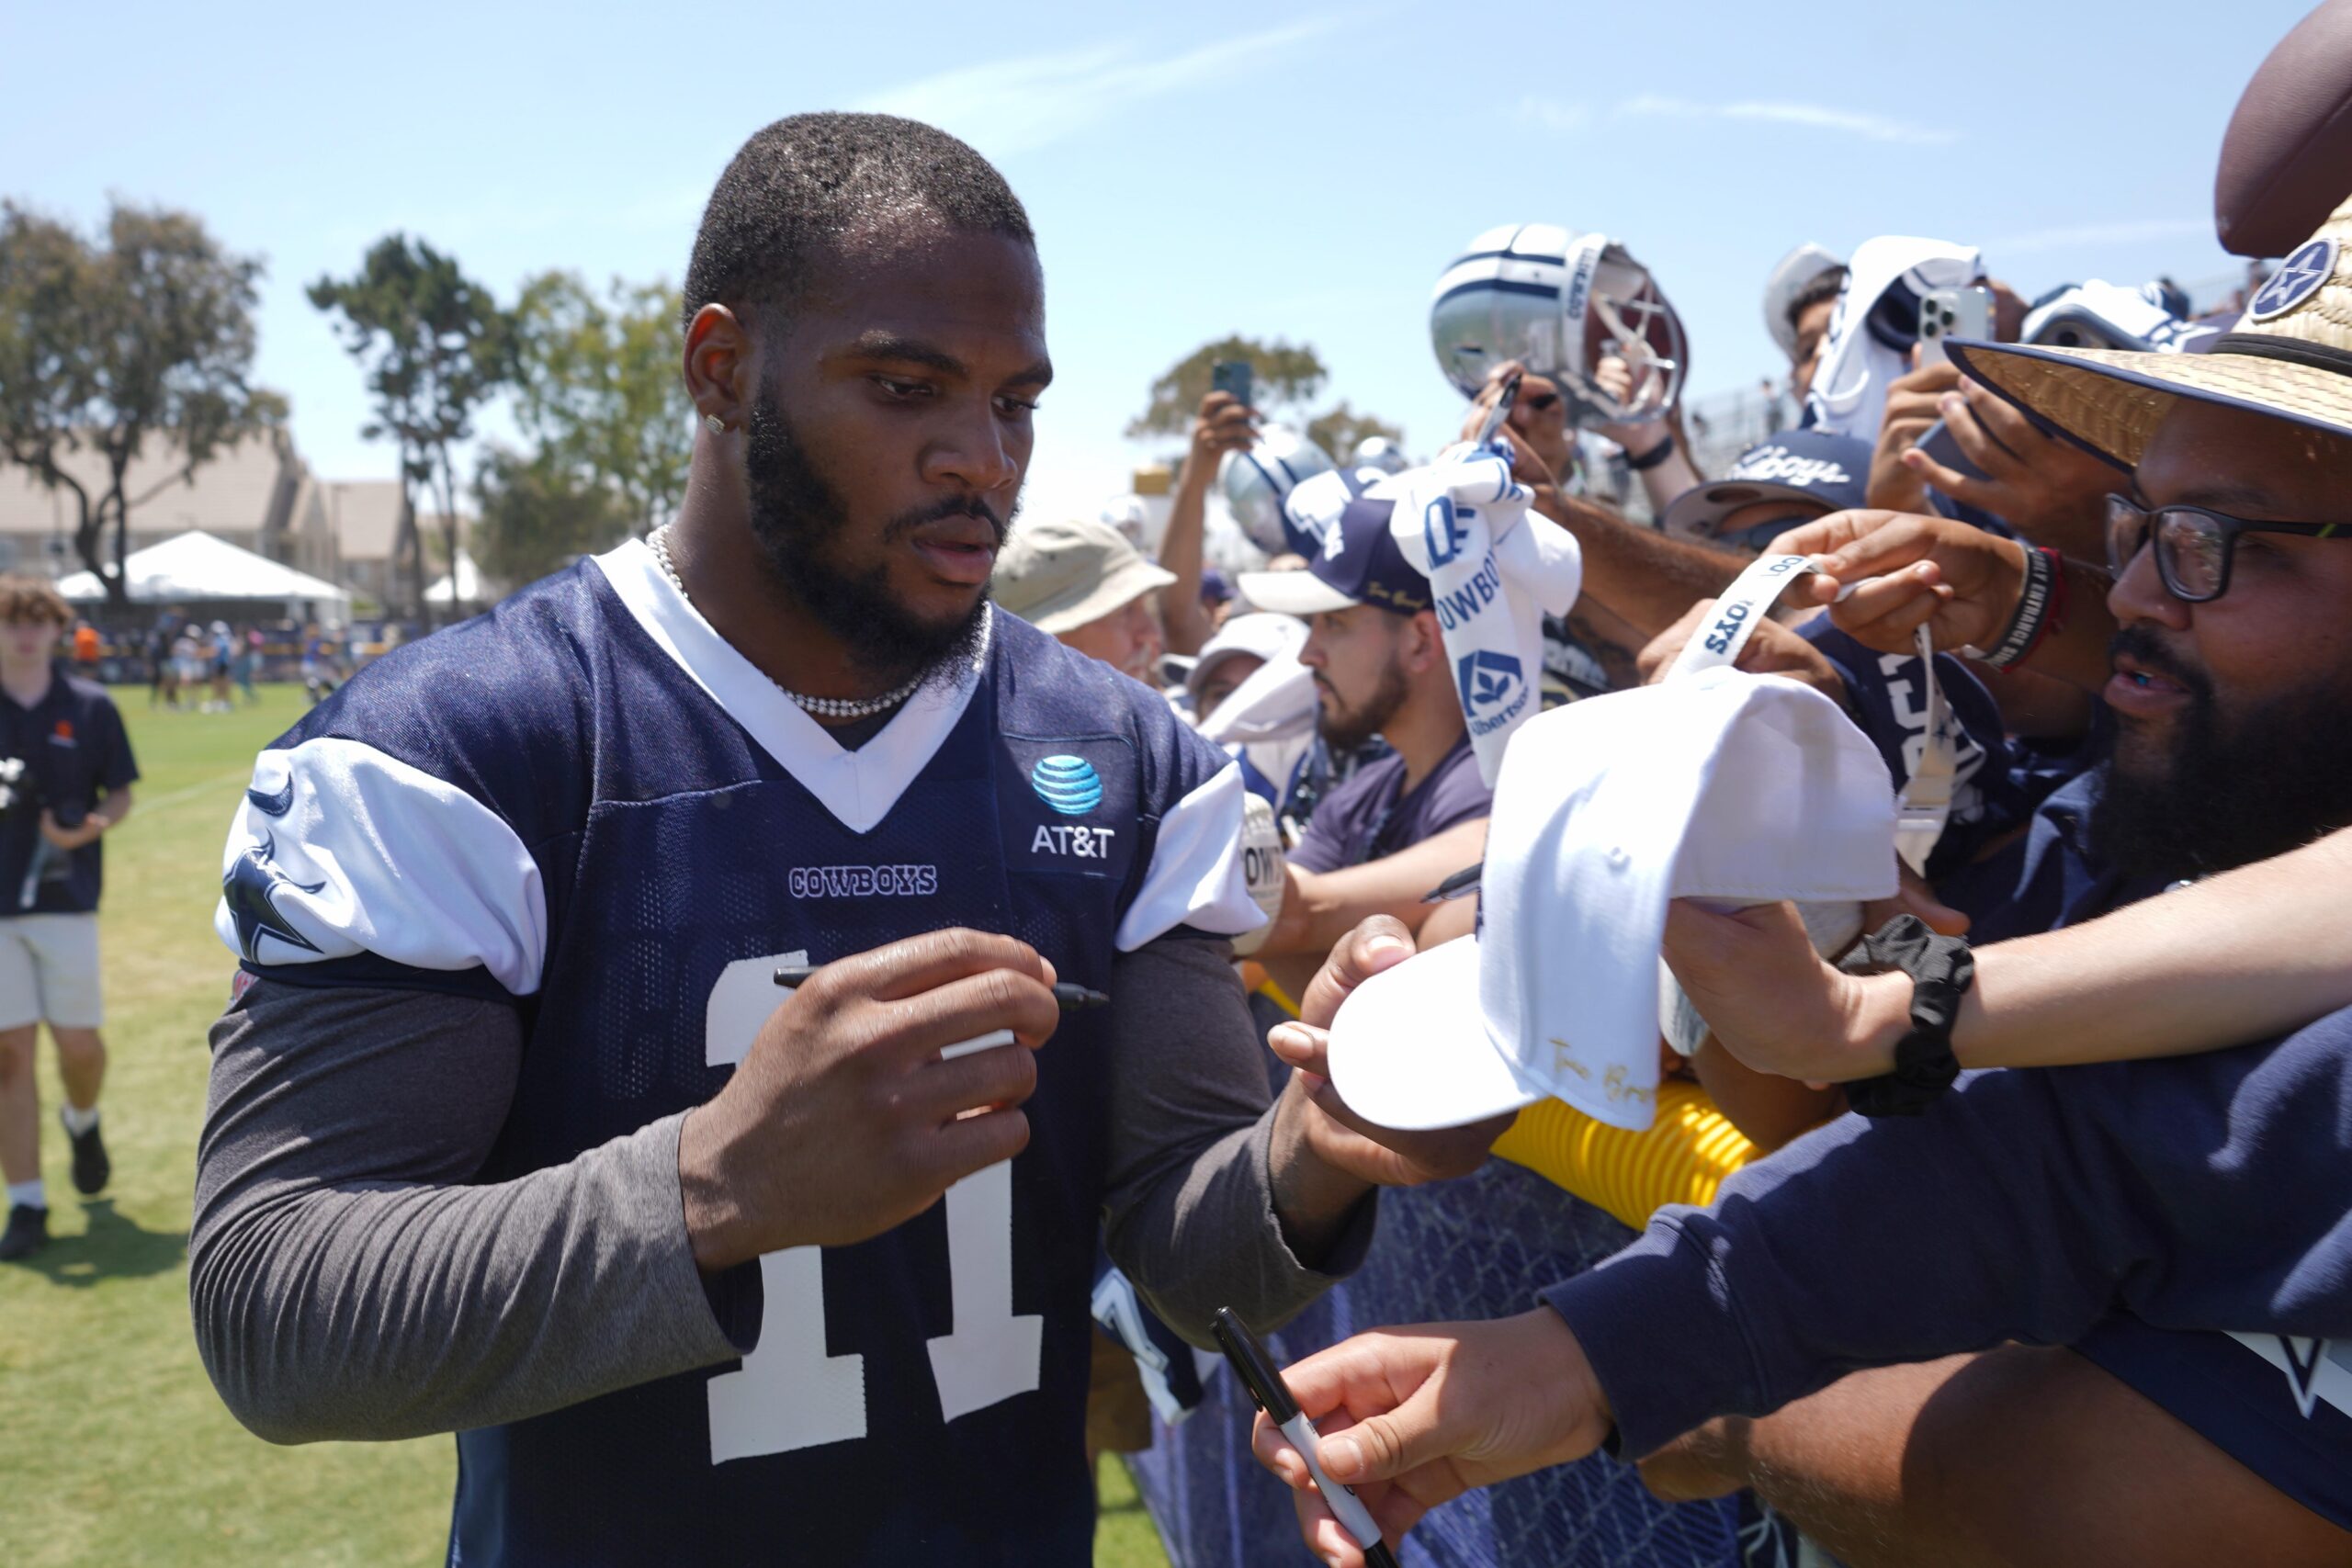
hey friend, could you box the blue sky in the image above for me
[1,0,2310,523]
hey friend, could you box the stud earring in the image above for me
[703,412,727,434]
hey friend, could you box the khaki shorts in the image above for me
[0,913,104,1031]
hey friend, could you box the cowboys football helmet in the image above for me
[1218,424,1336,557]
[1430,222,1689,428]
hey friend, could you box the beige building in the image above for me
[0,435,464,614]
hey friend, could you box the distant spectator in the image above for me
[0,574,138,1263]
[990,515,1173,682]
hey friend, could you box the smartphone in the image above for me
[1917,286,1994,367]
[1915,418,1992,486]
[1210,359,1254,410]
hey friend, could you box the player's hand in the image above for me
[1899,375,2115,559]
[1251,1311,1613,1567]
[1634,599,1851,710]
[1267,919,1510,1188]
[678,929,1063,1269]
[1866,359,1962,513]
[1778,510,2026,656]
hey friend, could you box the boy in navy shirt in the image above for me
[0,575,137,1262]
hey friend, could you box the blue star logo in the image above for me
[223,832,324,963]
[2249,238,2337,321]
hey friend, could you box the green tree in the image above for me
[510,271,693,538]
[310,235,510,626]
[1125,335,1329,440]
[470,445,628,589]
[1306,401,1407,465]
[0,200,284,608]
[1130,335,1407,463]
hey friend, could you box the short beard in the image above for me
[1317,662,1409,756]
[2092,627,2352,880]
[742,382,1000,686]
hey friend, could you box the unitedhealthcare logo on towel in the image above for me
[1457,650,1529,735]
[1030,754,1104,816]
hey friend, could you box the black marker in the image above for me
[1421,862,1484,904]
[1212,1306,1402,1568]
[772,964,1109,1012]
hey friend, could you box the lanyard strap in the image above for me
[1667,552,1952,876]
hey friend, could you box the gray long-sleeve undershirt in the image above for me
[190,934,1369,1444]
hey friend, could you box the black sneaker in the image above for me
[62,1111,109,1197]
[0,1203,46,1261]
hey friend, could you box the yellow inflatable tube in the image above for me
[1490,1081,1761,1233]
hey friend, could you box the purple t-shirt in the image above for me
[1289,735,1490,873]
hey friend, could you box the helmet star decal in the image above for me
[223,832,325,963]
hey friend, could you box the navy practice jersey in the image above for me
[211,541,1264,1567]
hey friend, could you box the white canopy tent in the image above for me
[425,547,485,609]
[56,530,351,623]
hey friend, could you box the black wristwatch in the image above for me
[1837,916,1974,1117]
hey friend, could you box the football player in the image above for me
[190,113,1497,1566]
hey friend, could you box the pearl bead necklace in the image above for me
[649,526,923,720]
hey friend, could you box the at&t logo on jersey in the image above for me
[1032,822,1119,859]
[786,864,939,898]
[1030,754,1102,816]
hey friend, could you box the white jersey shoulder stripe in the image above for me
[593,539,987,835]
[214,738,548,995]
[1114,761,1266,953]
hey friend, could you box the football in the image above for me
[2215,0,2352,256]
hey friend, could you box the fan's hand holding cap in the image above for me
[1326,668,1898,1134]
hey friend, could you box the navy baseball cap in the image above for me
[1659,429,1873,546]
[1237,497,1432,618]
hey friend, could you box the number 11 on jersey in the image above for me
[702,953,1044,1462]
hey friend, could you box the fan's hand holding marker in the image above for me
[1213,1307,1402,1568]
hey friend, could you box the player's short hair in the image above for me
[683,112,1035,333]
[0,573,70,626]
[1785,267,1849,335]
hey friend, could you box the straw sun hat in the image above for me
[1949,194,2352,467]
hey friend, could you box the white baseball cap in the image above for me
[1326,667,1900,1133]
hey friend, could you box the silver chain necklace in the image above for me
[649,526,923,720]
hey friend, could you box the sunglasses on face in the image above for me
[2103,493,2352,604]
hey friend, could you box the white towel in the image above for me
[1381,440,1584,786]
[1804,235,1984,440]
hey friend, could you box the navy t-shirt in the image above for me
[1288,732,1489,872]
[0,665,138,915]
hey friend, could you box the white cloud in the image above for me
[1512,95,1590,134]
[1983,218,2210,255]
[1618,94,1957,145]
[857,17,1343,158]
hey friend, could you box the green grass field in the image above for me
[0,684,1170,1567]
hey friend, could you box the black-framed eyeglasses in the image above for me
[2103,492,2352,604]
